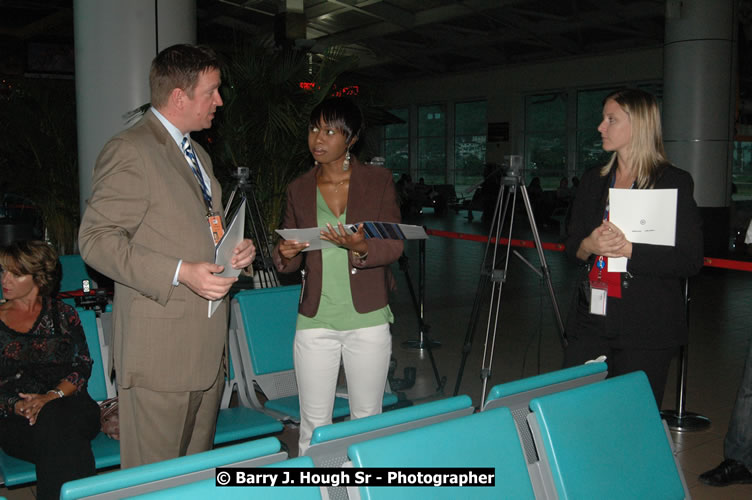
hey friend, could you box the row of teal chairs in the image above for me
[56,360,687,499]
[2,259,689,499]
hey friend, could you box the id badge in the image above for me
[589,280,608,316]
[207,212,224,245]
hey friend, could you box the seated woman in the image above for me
[0,240,100,500]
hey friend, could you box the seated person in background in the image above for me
[527,176,544,205]
[556,176,571,206]
[0,240,100,500]
[570,176,580,197]
[527,176,553,225]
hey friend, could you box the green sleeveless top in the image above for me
[296,189,393,331]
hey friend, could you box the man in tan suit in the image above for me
[79,44,255,468]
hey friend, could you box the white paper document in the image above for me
[209,199,246,317]
[276,222,428,252]
[608,188,677,272]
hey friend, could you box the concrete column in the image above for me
[662,0,736,256]
[74,0,196,216]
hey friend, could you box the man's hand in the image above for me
[179,261,237,300]
[231,238,255,270]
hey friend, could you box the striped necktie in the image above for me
[181,137,213,210]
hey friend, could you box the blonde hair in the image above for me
[0,240,60,296]
[599,88,669,188]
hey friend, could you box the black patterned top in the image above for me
[0,297,93,417]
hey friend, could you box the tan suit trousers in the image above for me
[117,362,224,468]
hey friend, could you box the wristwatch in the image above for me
[47,389,65,398]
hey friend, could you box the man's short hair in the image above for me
[149,44,220,109]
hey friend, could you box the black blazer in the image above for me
[565,164,704,348]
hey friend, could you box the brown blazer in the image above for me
[273,159,403,317]
[79,110,228,392]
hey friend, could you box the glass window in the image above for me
[576,88,614,177]
[418,104,446,185]
[454,100,487,193]
[733,141,752,200]
[524,93,567,190]
[383,108,409,176]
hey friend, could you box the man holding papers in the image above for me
[564,88,703,405]
[79,45,255,467]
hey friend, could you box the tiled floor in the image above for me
[2,206,751,499]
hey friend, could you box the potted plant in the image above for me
[202,43,358,238]
[0,78,79,254]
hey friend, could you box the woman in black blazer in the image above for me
[564,88,704,405]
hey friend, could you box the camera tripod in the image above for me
[453,156,567,407]
[224,167,280,288]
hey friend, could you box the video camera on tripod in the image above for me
[225,166,280,288]
[454,155,566,406]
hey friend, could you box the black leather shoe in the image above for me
[699,459,752,486]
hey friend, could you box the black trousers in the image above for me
[0,393,101,500]
[564,333,677,407]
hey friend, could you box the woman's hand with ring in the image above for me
[278,239,309,260]
[320,222,367,254]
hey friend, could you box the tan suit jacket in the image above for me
[79,110,227,393]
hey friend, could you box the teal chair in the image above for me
[348,407,537,500]
[60,437,286,500]
[229,286,397,422]
[483,362,608,466]
[214,347,284,445]
[528,371,688,500]
[307,395,474,500]
[128,456,322,500]
[59,254,95,292]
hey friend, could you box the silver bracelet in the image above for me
[47,389,65,398]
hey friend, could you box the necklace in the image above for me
[318,173,349,193]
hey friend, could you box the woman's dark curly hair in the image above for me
[0,240,61,297]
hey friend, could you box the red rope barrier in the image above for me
[702,257,752,272]
[423,228,752,272]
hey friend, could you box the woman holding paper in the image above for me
[564,88,703,405]
[273,97,402,454]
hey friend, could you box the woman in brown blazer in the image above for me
[273,98,402,454]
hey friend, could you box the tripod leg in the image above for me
[519,185,567,347]
[243,191,280,287]
[454,183,513,397]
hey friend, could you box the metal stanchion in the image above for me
[660,279,710,431]
[402,239,440,351]
[399,237,445,394]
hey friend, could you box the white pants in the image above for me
[294,323,392,455]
